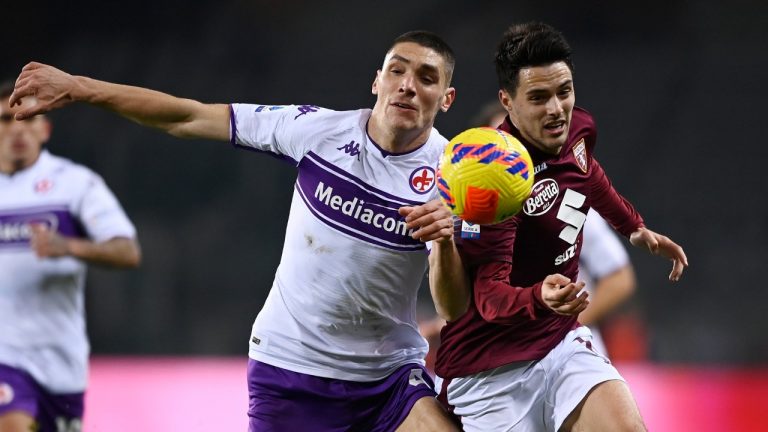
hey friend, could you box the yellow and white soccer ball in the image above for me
[437,127,534,224]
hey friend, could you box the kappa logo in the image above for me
[409,166,435,194]
[294,104,319,120]
[337,140,361,160]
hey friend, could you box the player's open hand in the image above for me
[10,62,80,120]
[630,227,688,282]
[399,199,453,243]
[541,273,589,316]
[30,224,71,258]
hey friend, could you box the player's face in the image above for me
[500,62,574,155]
[0,97,50,173]
[372,42,455,134]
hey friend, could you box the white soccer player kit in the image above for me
[230,104,446,381]
[578,209,631,355]
[0,150,136,393]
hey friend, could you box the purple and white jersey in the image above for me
[0,150,136,393]
[231,104,446,381]
[578,209,630,354]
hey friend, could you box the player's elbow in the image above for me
[119,240,142,268]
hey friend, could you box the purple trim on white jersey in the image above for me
[229,104,299,166]
[295,155,425,251]
[0,205,85,248]
[365,119,429,158]
[306,152,422,206]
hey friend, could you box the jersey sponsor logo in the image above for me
[554,244,578,265]
[0,383,14,405]
[556,189,587,244]
[0,212,58,245]
[460,220,480,239]
[34,178,54,194]
[534,162,548,175]
[573,138,588,173]
[409,166,436,194]
[336,140,361,161]
[523,178,559,216]
[296,153,424,251]
[0,207,83,248]
[294,104,320,120]
[253,105,287,113]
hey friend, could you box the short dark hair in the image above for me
[495,22,574,95]
[390,30,456,84]
[0,80,14,100]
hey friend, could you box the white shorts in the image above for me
[436,326,624,432]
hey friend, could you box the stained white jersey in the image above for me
[0,150,136,393]
[578,209,630,354]
[231,104,446,381]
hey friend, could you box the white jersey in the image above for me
[0,150,136,393]
[578,209,630,354]
[231,104,446,381]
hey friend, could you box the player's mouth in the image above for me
[391,101,417,112]
[543,119,567,136]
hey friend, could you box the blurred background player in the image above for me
[419,102,637,368]
[0,81,141,432]
[8,31,467,431]
[433,23,688,432]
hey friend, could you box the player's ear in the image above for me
[440,87,456,112]
[372,70,381,95]
[498,89,512,111]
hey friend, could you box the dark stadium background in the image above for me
[5,0,765,365]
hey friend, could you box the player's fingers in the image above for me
[669,258,685,281]
[398,206,414,217]
[545,283,578,303]
[544,273,570,287]
[21,62,44,72]
[555,291,589,315]
[411,219,452,240]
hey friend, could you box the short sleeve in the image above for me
[76,174,136,243]
[230,103,334,165]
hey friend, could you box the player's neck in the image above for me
[0,152,41,175]
[367,116,431,154]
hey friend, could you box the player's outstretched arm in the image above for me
[30,224,141,268]
[11,62,229,141]
[400,200,469,321]
[630,227,689,281]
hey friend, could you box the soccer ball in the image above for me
[437,127,534,224]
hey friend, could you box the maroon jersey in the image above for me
[435,107,644,379]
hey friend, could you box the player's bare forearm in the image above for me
[66,237,142,268]
[630,227,689,281]
[11,62,230,141]
[428,239,469,321]
[577,266,635,326]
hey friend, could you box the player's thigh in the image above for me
[0,411,36,432]
[440,360,545,432]
[560,379,646,432]
[396,396,460,432]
